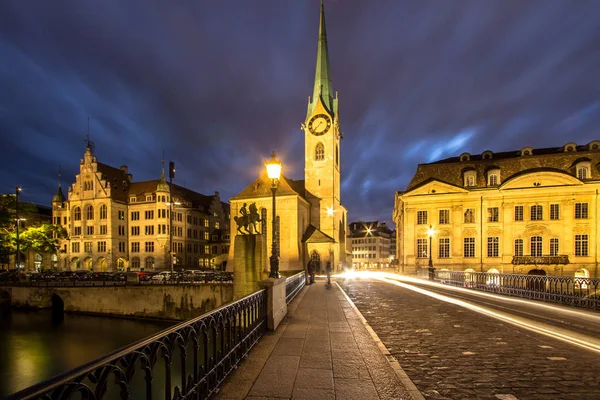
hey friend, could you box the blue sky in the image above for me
[1,0,599,225]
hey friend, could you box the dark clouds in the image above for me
[1,0,599,225]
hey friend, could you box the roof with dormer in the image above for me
[405,142,600,192]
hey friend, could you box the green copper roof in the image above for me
[157,162,170,192]
[308,0,335,117]
[52,184,65,203]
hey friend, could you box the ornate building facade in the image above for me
[228,1,349,273]
[52,145,230,272]
[393,141,600,278]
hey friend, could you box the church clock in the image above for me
[308,114,331,136]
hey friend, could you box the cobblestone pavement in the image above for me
[337,278,600,400]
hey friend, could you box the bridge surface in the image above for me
[218,278,421,399]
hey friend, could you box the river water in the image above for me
[0,309,174,398]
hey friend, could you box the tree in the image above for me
[17,224,68,253]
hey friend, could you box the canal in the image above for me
[0,308,174,398]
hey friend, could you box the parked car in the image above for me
[151,271,171,281]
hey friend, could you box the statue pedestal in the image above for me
[233,234,268,299]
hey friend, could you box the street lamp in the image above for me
[265,151,281,279]
[15,186,22,269]
[427,225,435,281]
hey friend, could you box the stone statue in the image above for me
[234,202,262,234]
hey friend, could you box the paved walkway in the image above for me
[217,279,423,400]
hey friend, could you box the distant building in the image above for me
[348,221,393,269]
[393,141,600,278]
[52,145,230,272]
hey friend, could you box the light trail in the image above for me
[335,270,600,322]
[335,270,600,354]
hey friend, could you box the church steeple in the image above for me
[52,167,65,204]
[308,0,335,117]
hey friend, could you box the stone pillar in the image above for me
[258,277,287,331]
[233,234,268,299]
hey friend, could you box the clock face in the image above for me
[308,114,332,136]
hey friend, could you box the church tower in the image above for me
[303,0,346,268]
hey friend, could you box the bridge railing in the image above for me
[434,270,600,310]
[285,271,306,304]
[6,289,267,400]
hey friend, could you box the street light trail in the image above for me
[374,275,600,354]
[337,270,600,323]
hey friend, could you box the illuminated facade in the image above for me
[349,221,393,269]
[228,1,349,273]
[52,145,230,272]
[393,141,600,278]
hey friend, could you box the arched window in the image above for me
[130,257,140,269]
[73,207,81,221]
[99,204,107,219]
[86,205,94,220]
[489,174,498,186]
[315,143,325,161]
[145,257,155,270]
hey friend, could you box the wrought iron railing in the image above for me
[285,271,306,304]
[0,273,234,287]
[434,270,600,310]
[7,289,267,400]
[511,255,569,265]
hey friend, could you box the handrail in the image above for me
[433,270,600,310]
[285,271,306,304]
[7,289,267,400]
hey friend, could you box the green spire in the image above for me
[309,0,334,117]
[157,159,170,192]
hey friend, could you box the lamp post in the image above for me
[427,225,435,281]
[15,186,22,269]
[266,151,282,279]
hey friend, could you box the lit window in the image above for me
[417,238,428,258]
[514,206,523,221]
[464,238,475,258]
[530,236,542,257]
[99,205,107,219]
[487,237,499,257]
[550,204,559,220]
[575,203,588,219]
[575,234,588,257]
[530,205,543,221]
[577,167,588,180]
[315,143,325,161]
[417,210,428,225]
[439,238,450,258]
[73,207,81,221]
[488,174,498,186]
[438,209,449,224]
[514,239,523,256]
[550,238,559,256]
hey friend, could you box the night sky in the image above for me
[1,1,599,225]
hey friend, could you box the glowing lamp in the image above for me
[266,151,282,181]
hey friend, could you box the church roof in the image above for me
[52,185,65,203]
[231,172,306,201]
[302,224,335,243]
[404,142,600,192]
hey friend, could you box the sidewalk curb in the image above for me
[335,281,426,400]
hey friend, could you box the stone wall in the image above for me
[0,284,234,320]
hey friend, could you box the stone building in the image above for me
[393,141,600,278]
[228,1,349,274]
[52,144,230,272]
[348,221,393,269]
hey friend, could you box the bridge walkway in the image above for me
[217,279,423,399]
